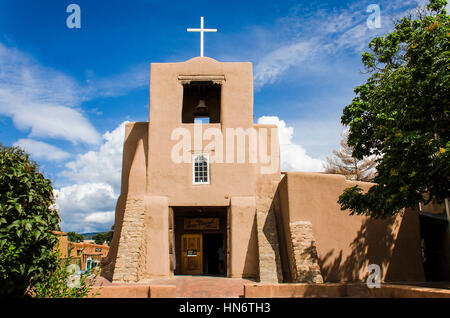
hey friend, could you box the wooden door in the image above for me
[181,234,203,275]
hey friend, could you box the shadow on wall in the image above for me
[242,212,259,280]
[319,208,425,283]
[384,208,426,281]
[262,201,283,282]
[319,217,396,282]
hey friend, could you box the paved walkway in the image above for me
[96,275,258,298]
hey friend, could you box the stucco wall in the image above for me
[244,283,450,298]
[229,196,258,279]
[276,172,425,283]
[54,231,68,258]
[101,122,148,281]
[146,57,280,207]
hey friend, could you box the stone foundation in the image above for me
[288,221,323,283]
[112,197,146,283]
[256,196,283,283]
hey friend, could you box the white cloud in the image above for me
[252,0,419,89]
[55,121,128,232]
[0,90,102,145]
[84,212,115,224]
[0,43,102,145]
[254,40,318,88]
[0,44,82,106]
[61,121,128,193]
[13,138,70,162]
[257,116,325,172]
[55,183,116,213]
[0,42,147,146]
[55,183,117,233]
[0,41,146,232]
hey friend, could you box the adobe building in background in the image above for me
[101,56,426,284]
[68,241,110,271]
[54,231,110,271]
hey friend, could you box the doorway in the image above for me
[181,234,203,275]
[420,213,450,281]
[173,207,228,276]
[203,234,225,276]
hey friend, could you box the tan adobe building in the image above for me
[101,56,425,284]
[68,241,110,271]
[53,231,69,258]
[54,231,110,271]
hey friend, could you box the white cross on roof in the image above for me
[187,17,217,57]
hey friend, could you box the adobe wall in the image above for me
[90,285,176,298]
[244,283,450,298]
[53,231,68,258]
[102,120,280,282]
[101,122,149,282]
[276,172,425,283]
[146,57,280,206]
[103,57,282,282]
[229,196,258,279]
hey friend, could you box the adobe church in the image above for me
[100,19,425,284]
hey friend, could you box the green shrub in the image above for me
[0,144,60,296]
[29,252,99,298]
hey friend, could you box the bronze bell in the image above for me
[195,99,208,113]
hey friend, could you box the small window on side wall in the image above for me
[193,154,209,184]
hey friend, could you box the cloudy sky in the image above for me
[0,0,424,233]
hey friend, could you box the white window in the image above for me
[193,154,209,184]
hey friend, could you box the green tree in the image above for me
[0,145,60,296]
[92,225,114,245]
[67,231,85,243]
[339,0,449,217]
[92,232,106,245]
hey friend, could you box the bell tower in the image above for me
[102,42,281,282]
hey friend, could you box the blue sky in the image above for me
[0,0,422,232]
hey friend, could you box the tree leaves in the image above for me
[0,144,61,296]
[339,0,449,217]
[28,251,99,298]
